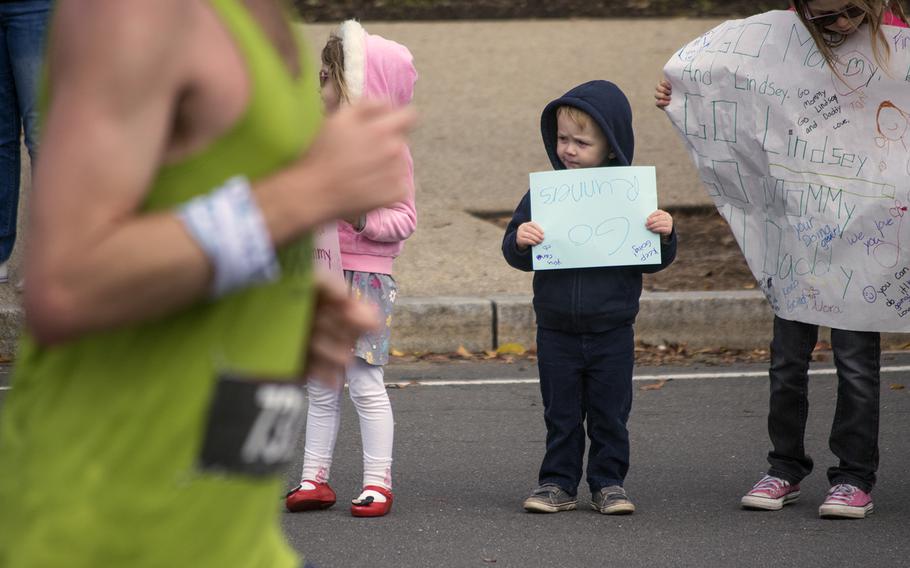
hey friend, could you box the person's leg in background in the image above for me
[536,326,586,496]
[827,328,880,491]
[741,316,816,511]
[818,328,880,519]
[584,325,634,492]
[348,357,394,487]
[347,356,395,517]
[301,379,344,481]
[286,378,344,512]
[0,1,52,280]
[584,325,636,515]
[766,316,818,484]
[0,8,21,281]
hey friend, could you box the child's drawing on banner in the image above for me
[663,10,910,332]
[874,100,910,174]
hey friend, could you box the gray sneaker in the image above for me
[522,484,577,513]
[591,485,635,515]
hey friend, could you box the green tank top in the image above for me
[0,2,320,566]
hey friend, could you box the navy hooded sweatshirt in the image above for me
[502,80,678,333]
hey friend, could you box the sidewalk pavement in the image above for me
[0,288,906,357]
[0,20,906,356]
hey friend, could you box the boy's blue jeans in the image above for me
[0,0,50,263]
[766,316,881,493]
[536,324,634,495]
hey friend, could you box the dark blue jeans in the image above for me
[766,316,881,493]
[536,324,634,495]
[0,0,50,263]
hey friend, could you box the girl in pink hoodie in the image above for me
[286,20,417,518]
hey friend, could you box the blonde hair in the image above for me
[556,105,615,160]
[557,106,596,131]
[792,0,909,70]
[321,34,351,105]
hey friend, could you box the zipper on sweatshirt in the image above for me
[572,271,581,331]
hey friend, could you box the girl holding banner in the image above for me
[656,0,908,520]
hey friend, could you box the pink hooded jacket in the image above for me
[336,21,418,275]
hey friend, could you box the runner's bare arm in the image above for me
[26,1,416,346]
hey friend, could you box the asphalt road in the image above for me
[280,355,910,568]
[2,355,908,567]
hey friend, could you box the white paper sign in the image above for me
[529,166,660,270]
[664,10,910,332]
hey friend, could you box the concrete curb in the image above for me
[447,291,777,352]
[392,296,494,353]
[0,292,906,357]
[397,291,910,353]
[0,302,22,358]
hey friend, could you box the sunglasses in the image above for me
[803,4,866,27]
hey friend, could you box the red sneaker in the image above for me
[285,481,336,512]
[350,485,394,517]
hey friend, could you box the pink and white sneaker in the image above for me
[740,474,801,510]
[818,484,873,519]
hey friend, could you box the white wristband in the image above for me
[178,176,280,298]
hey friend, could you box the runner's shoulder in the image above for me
[50,0,198,90]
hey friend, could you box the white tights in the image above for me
[301,357,394,490]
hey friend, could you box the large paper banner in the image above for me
[664,10,910,332]
[530,166,660,270]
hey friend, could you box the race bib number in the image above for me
[199,374,306,477]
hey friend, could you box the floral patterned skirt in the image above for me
[346,270,398,366]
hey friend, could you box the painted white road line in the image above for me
[2,366,907,392]
[388,365,910,388]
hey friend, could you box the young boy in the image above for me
[502,80,677,515]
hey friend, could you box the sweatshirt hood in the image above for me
[540,80,634,170]
[336,20,417,106]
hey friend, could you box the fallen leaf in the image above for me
[640,379,668,391]
[483,350,498,359]
[390,349,406,357]
[890,383,906,390]
[455,345,473,359]
[496,343,526,355]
